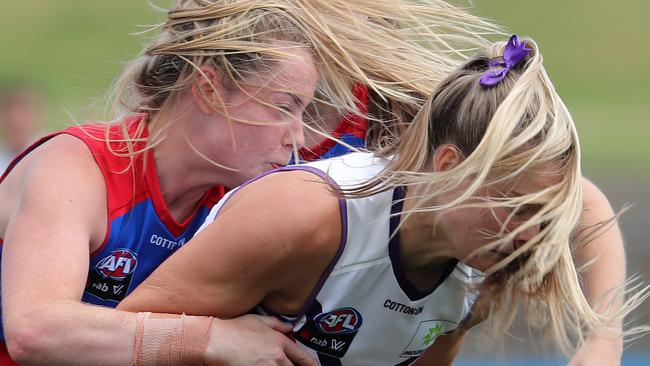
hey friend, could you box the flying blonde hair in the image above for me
[99,0,501,161]
[346,36,648,353]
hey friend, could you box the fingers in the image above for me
[254,314,294,333]
[255,315,316,365]
[283,339,317,366]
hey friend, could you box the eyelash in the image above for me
[277,104,292,113]
[510,205,540,217]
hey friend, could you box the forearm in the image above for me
[4,300,137,366]
[575,178,625,337]
[576,234,626,330]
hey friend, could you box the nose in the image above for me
[282,115,305,149]
[513,222,540,249]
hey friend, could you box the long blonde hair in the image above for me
[349,36,647,353]
[101,0,501,158]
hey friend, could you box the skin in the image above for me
[316,108,628,365]
[118,169,341,317]
[120,144,630,365]
[411,178,627,366]
[0,47,318,366]
[567,178,626,366]
[117,145,560,361]
[1,55,626,366]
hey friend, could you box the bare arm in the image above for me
[2,135,138,365]
[119,170,341,318]
[415,178,627,366]
[414,179,626,366]
[568,177,626,365]
[2,138,319,366]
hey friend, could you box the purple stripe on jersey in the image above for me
[211,165,348,324]
[388,186,459,301]
[276,166,348,323]
[206,166,293,220]
[253,305,297,324]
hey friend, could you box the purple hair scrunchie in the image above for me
[479,35,532,87]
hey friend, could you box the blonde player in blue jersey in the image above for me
[120,35,647,365]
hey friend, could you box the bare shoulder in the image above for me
[1,133,107,246]
[219,169,342,256]
[16,133,106,202]
[5,133,101,180]
[580,176,609,207]
[119,169,343,316]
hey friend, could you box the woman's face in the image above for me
[438,170,562,272]
[192,47,318,188]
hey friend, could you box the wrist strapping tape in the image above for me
[134,312,212,366]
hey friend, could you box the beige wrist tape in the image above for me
[134,312,213,366]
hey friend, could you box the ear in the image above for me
[433,144,463,172]
[191,66,227,115]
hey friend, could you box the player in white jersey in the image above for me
[221,152,484,365]
[120,36,647,365]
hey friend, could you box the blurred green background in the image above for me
[473,0,650,179]
[0,0,648,362]
[1,0,648,177]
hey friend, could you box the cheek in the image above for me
[230,128,284,160]
[254,127,285,149]
[485,207,512,232]
[468,208,497,234]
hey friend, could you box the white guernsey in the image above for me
[199,152,482,365]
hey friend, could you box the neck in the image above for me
[149,112,222,222]
[397,187,455,288]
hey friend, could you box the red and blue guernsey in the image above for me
[0,88,371,361]
[78,119,226,306]
[0,116,225,310]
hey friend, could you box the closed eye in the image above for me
[511,204,542,217]
[276,104,292,113]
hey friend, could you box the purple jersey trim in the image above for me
[274,166,348,323]
[388,186,458,301]
[206,166,295,220]
[210,165,348,324]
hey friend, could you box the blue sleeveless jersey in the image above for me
[0,117,224,341]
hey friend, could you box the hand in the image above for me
[567,335,623,366]
[205,314,317,366]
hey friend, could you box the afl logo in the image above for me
[95,249,138,280]
[315,307,363,334]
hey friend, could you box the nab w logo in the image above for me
[295,306,362,358]
[315,307,363,334]
[95,249,138,280]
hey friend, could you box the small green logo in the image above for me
[422,323,444,346]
